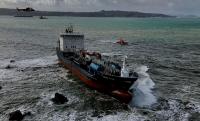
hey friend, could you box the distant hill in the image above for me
[0,8,173,17]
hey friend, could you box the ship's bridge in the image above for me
[59,32,84,52]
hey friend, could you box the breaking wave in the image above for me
[129,66,157,108]
[0,56,58,82]
[0,56,57,69]
[15,56,57,68]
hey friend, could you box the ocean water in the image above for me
[0,16,200,121]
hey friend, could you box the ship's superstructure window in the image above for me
[59,34,84,52]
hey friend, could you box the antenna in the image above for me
[65,24,74,33]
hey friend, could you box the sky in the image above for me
[0,0,199,16]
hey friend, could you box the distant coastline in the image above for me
[0,8,174,18]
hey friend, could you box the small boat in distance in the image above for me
[116,38,128,45]
[56,25,138,103]
[40,16,48,19]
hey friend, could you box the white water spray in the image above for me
[129,66,157,107]
[121,56,129,77]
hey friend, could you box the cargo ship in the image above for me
[56,26,138,103]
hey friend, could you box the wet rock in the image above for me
[10,60,15,63]
[9,110,23,121]
[95,98,128,111]
[83,97,96,109]
[51,93,68,104]
[170,100,196,111]
[143,111,148,115]
[91,110,100,117]
[32,67,42,71]
[152,98,169,111]
[24,111,32,116]
[17,69,24,72]
[91,110,104,118]
[183,101,190,106]
[81,95,128,113]
[97,115,103,118]
[5,65,12,69]
[189,113,200,121]
[105,110,113,115]
[184,102,196,110]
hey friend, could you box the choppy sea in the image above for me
[0,16,200,121]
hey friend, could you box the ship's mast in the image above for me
[65,24,73,33]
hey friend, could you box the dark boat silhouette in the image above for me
[56,26,138,103]
[15,0,35,16]
[40,16,48,19]
[116,38,128,45]
[16,7,35,12]
[15,7,35,17]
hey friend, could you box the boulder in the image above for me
[23,111,32,116]
[9,110,23,121]
[10,60,15,63]
[0,86,2,90]
[143,111,148,115]
[152,98,169,111]
[5,65,12,69]
[51,93,68,104]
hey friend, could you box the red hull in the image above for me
[58,60,132,103]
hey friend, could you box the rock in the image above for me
[9,110,23,121]
[91,110,100,117]
[97,115,103,118]
[182,101,195,110]
[183,101,190,106]
[152,98,170,111]
[143,111,148,115]
[51,93,68,104]
[105,110,113,115]
[24,111,32,116]
[10,60,15,63]
[185,103,195,110]
[5,65,12,69]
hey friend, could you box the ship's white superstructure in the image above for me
[59,27,84,52]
